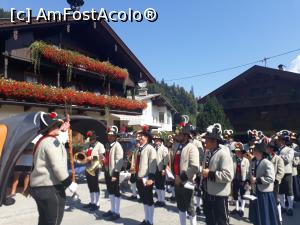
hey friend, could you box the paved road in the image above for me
[1,177,299,225]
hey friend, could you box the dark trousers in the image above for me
[85,170,99,193]
[273,182,280,204]
[175,185,195,216]
[279,174,293,196]
[292,174,300,200]
[155,170,166,190]
[137,179,154,206]
[203,192,229,225]
[232,179,246,200]
[104,171,121,197]
[31,185,66,225]
[194,175,202,197]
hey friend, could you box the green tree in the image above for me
[0,8,10,18]
[148,80,198,125]
[196,96,232,132]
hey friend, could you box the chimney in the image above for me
[278,64,285,71]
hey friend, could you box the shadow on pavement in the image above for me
[100,216,141,224]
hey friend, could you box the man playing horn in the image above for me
[82,130,105,211]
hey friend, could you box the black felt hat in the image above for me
[204,123,223,141]
[254,142,268,154]
[40,112,64,133]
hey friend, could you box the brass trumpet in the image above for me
[74,152,102,176]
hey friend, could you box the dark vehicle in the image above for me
[119,137,136,171]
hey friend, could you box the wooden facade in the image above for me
[199,65,300,134]
[0,19,156,123]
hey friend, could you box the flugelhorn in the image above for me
[86,156,102,176]
[74,151,88,164]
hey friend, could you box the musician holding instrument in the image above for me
[129,132,141,200]
[102,126,124,221]
[30,112,78,225]
[82,130,105,211]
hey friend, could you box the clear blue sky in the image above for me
[1,0,300,97]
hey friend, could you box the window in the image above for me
[159,112,165,124]
[167,113,171,124]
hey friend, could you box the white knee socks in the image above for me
[115,197,120,215]
[287,196,293,209]
[196,197,201,207]
[240,199,245,211]
[144,204,149,222]
[148,205,154,224]
[90,192,95,204]
[279,194,286,209]
[95,192,100,207]
[235,200,240,211]
[189,215,196,225]
[277,204,282,222]
[109,195,115,212]
[171,187,175,197]
[156,190,162,202]
[161,190,166,203]
[132,183,137,196]
[179,211,186,225]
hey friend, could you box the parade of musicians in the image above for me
[1,1,300,225]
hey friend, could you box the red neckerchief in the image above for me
[136,144,147,174]
[173,152,181,176]
[173,144,184,176]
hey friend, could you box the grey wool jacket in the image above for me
[156,144,169,172]
[179,142,200,182]
[107,141,124,176]
[206,144,234,197]
[137,144,157,180]
[249,158,275,192]
[279,146,294,174]
[270,154,285,184]
[30,136,69,187]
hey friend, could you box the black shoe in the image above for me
[196,207,201,215]
[90,204,99,212]
[139,220,148,225]
[160,202,166,207]
[103,210,113,217]
[129,195,137,200]
[286,208,293,216]
[110,213,120,221]
[170,196,176,203]
[154,201,162,207]
[3,197,15,206]
[83,203,93,209]
[281,208,286,214]
[238,210,244,217]
[230,209,239,215]
[147,222,153,225]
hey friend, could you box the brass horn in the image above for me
[74,152,88,164]
[86,157,102,176]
